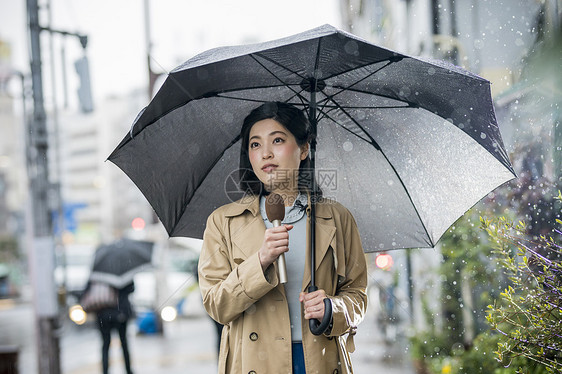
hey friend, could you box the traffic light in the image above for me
[74,56,93,113]
[375,253,394,271]
[131,217,146,231]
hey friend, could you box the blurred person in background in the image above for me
[82,281,135,374]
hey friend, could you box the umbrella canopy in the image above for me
[108,24,516,252]
[89,238,154,289]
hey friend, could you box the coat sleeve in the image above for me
[198,210,279,325]
[325,208,368,340]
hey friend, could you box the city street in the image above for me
[1,290,415,374]
[0,1,558,373]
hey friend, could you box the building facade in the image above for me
[56,91,154,247]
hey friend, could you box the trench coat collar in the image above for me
[223,195,261,218]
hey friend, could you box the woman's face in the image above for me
[248,118,308,193]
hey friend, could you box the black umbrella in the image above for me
[89,238,154,289]
[108,25,515,332]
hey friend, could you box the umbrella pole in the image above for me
[307,89,332,335]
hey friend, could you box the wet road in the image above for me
[1,294,415,374]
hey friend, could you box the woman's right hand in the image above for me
[258,224,293,272]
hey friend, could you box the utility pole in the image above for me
[27,0,61,372]
[144,0,162,99]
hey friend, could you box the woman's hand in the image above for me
[258,224,293,272]
[300,289,327,320]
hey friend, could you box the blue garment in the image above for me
[292,342,306,374]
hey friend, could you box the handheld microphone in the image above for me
[265,193,288,284]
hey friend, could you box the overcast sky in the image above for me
[0,0,342,101]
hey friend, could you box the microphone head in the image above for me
[265,193,285,222]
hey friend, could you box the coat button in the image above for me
[249,371,256,374]
[333,370,339,374]
[249,332,258,341]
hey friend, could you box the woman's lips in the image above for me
[262,164,277,173]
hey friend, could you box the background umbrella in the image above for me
[89,238,154,289]
[108,24,516,332]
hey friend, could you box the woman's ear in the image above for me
[300,143,310,160]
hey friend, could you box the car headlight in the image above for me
[160,306,177,322]
[69,304,87,325]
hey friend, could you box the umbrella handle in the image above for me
[308,285,332,336]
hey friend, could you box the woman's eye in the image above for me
[273,137,284,144]
[250,142,260,149]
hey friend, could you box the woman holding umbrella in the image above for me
[198,102,368,374]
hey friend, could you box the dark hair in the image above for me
[239,102,315,196]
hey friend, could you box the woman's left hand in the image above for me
[300,289,327,320]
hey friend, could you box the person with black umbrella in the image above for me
[81,280,135,374]
[198,102,368,374]
[80,239,151,374]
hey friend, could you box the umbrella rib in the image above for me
[321,59,397,102]
[251,52,306,80]
[313,37,322,81]
[212,95,271,105]
[296,91,309,106]
[318,109,373,144]
[324,98,381,149]
[323,86,418,108]
[315,99,334,123]
[322,56,404,93]
[317,102,412,110]
[249,54,308,102]
[212,92,310,110]
[323,98,434,246]
[285,89,310,109]
[205,83,297,97]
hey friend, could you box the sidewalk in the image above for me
[340,303,415,374]
[60,300,415,374]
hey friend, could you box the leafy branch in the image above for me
[481,193,562,373]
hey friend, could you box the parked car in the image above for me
[132,238,204,330]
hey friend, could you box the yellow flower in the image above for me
[442,364,452,374]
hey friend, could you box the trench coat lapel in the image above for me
[230,216,265,259]
[226,196,265,260]
[226,196,288,300]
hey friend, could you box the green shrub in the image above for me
[482,198,562,373]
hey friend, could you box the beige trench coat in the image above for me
[198,195,368,374]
